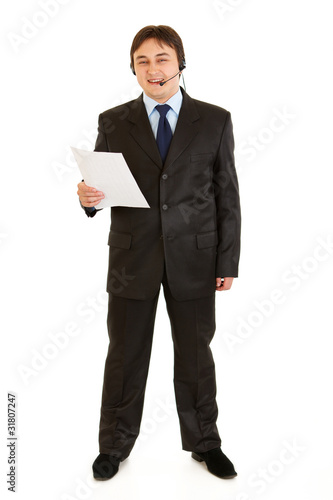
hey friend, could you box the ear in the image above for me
[130,63,136,76]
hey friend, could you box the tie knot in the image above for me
[156,104,171,118]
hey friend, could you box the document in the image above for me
[71,147,150,209]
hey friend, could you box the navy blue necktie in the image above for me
[156,104,172,163]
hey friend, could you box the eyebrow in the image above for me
[135,52,171,61]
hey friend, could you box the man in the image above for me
[77,25,241,481]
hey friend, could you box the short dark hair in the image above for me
[130,25,185,71]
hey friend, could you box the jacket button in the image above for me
[162,174,168,180]
[162,204,168,210]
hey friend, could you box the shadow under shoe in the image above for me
[191,447,237,479]
[92,453,120,480]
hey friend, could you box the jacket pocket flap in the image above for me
[196,230,218,249]
[108,231,132,249]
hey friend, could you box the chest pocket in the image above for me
[190,153,214,163]
[190,153,214,184]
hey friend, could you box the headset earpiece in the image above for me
[179,59,186,72]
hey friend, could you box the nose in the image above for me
[148,62,159,74]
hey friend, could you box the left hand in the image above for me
[216,277,234,291]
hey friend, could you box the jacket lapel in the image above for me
[127,88,200,172]
[163,89,200,172]
[128,95,163,169]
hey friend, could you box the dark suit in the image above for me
[83,88,241,460]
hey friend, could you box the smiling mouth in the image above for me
[148,78,164,84]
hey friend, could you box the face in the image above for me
[133,38,181,103]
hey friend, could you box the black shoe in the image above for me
[191,447,237,479]
[92,453,120,480]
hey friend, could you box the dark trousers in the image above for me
[98,265,221,461]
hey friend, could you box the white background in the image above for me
[1,0,333,499]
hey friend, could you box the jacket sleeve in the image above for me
[80,113,108,218]
[213,111,241,277]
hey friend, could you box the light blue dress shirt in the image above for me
[143,87,183,137]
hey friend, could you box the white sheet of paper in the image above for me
[71,147,150,209]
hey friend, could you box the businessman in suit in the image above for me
[77,25,241,480]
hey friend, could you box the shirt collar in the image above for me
[143,87,183,118]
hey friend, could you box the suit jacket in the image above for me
[83,88,241,301]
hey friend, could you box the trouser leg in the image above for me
[98,289,160,460]
[162,272,221,452]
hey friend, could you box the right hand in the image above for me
[77,181,105,207]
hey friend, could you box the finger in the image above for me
[80,191,104,198]
[78,181,94,189]
[80,188,104,196]
[221,282,231,290]
[78,181,104,193]
[79,188,104,197]
[81,195,104,204]
[81,199,103,207]
[222,277,233,290]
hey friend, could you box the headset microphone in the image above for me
[159,72,181,86]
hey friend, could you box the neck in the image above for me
[151,87,180,104]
